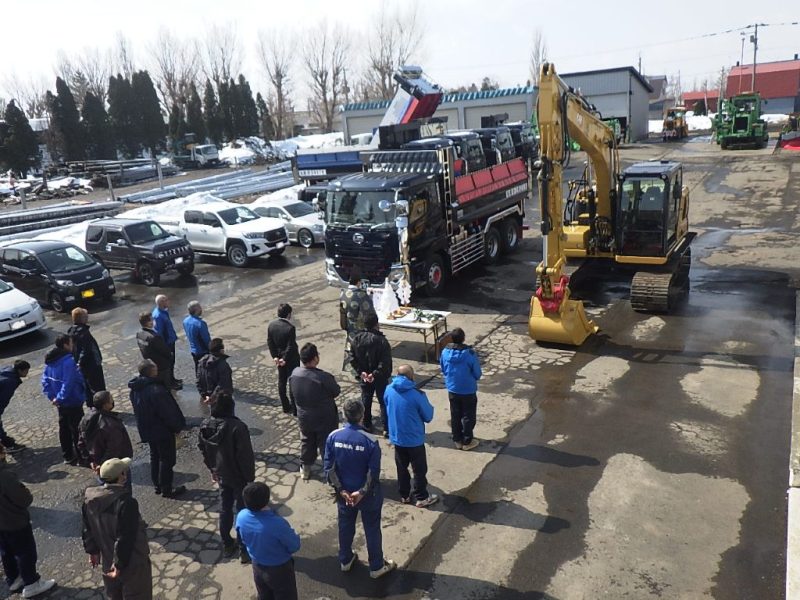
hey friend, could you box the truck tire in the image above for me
[178,262,195,276]
[499,219,522,254]
[137,261,160,286]
[422,253,447,296]
[227,243,249,267]
[483,227,502,265]
[297,228,314,248]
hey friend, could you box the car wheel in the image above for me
[297,228,314,248]
[49,292,67,313]
[177,262,195,275]
[138,261,160,286]
[422,253,447,296]
[226,243,249,267]
[483,227,502,265]
[499,219,521,254]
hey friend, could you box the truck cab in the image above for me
[435,131,487,173]
[472,127,516,166]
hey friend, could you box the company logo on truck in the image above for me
[505,183,528,199]
[353,233,365,244]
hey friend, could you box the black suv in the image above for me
[0,240,116,312]
[85,219,194,286]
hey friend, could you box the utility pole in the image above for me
[739,32,745,94]
[750,24,759,92]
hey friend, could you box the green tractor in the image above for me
[716,92,769,150]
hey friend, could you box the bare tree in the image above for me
[202,23,244,85]
[149,28,200,110]
[2,72,49,118]
[54,48,111,106]
[365,1,424,100]
[715,66,729,100]
[528,29,548,87]
[257,30,294,139]
[302,22,351,133]
[114,32,136,79]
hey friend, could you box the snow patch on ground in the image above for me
[218,143,257,166]
[271,132,344,156]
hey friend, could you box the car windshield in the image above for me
[284,202,315,218]
[0,280,10,294]
[125,221,170,244]
[325,191,395,226]
[218,206,260,225]
[37,246,95,274]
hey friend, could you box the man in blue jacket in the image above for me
[439,327,482,451]
[42,334,86,465]
[236,482,300,599]
[182,300,211,376]
[384,365,438,508]
[324,399,396,579]
[0,360,30,453]
[152,294,181,390]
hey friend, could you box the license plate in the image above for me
[175,257,184,264]
[277,242,285,249]
[10,319,25,331]
[81,289,95,298]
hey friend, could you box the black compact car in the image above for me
[0,240,116,312]
[85,219,194,286]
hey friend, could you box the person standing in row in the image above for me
[439,327,482,451]
[0,360,29,454]
[324,399,396,579]
[348,313,392,436]
[77,392,133,489]
[68,308,106,409]
[289,343,340,480]
[42,334,86,465]
[385,365,439,508]
[339,272,375,369]
[267,304,299,415]
[197,338,233,405]
[128,360,186,498]
[182,301,211,376]
[0,443,56,598]
[152,295,182,391]
[235,482,300,600]
[136,312,172,389]
[82,458,152,600]
[198,393,255,561]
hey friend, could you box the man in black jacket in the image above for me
[0,444,56,597]
[197,338,233,404]
[82,458,152,599]
[197,393,255,560]
[68,307,106,408]
[0,360,29,453]
[78,391,134,488]
[128,359,186,498]
[267,304,300,415]
[348,313,393,435]
[136,312,172,389]
[289,343,340,480]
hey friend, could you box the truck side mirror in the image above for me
[378,199,394,212]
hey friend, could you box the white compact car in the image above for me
[0,279,46,342]
[252,197,325,248]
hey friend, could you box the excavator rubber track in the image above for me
[630,247,691,313]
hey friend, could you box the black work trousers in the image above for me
[359,378,388,433]
[252,559,298,600]
[219,484,246,552]
[277,362,298,414]
[148,437,177,492]
[0,523,40,587]
[448,392,478,444]
[394,444,430,502]
[57,405,83,461]
[299,426,335,466]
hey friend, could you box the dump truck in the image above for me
[716,93,769,149]
[777,113,800,150]
[662,107,689,141]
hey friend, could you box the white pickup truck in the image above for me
[156,201,288,267]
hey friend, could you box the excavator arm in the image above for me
[529,62,617,345]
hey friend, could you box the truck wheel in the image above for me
[499,219,521,254]
[49,292,67,313]
[227,243,249,267]
[138,261,160,286]
[483,227,502,265]
[178,262,195,276]
[297,228,314,248]
[423,253,447,296]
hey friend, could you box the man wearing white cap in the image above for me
[82,458,153,600]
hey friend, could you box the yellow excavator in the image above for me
[529,63,694,345]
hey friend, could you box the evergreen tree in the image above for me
[1,101,39,175]
[168,103,188,148]
[218,80,234,141]
[48,76,85,161]
[132,71,165,156]
[203,80,223,145]
[185,82,206,143]
[237,75,259,137]
[256,93,275,140]
[81,91,116,160]
[108,74,139,158]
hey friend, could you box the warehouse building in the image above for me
[340,86,536,142]
[726,57,800,113]
[560,66,653,141]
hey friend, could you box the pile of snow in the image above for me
[121,192,229,224]
[271,132,344,157]
[251,184,304,207]
[219,142,257,166]
[47,176,93,191]
[763,113,789,126]
[30,221,90,249]
[686,113,712,131]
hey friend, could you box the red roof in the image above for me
[683,90,720,102]
[726,59,800,98]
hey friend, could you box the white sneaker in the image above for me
[22,578,55,598]
[299,464,310,481]
[340,552,358,572]
[369,559,397,579]
[9,575,24,592]
[415,494,440,508]
[461,439,480,451]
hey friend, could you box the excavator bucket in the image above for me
[528,296,598,346]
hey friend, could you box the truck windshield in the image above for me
[326,191,395,226]
[125,221,170,244]
[218,206,260,225]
